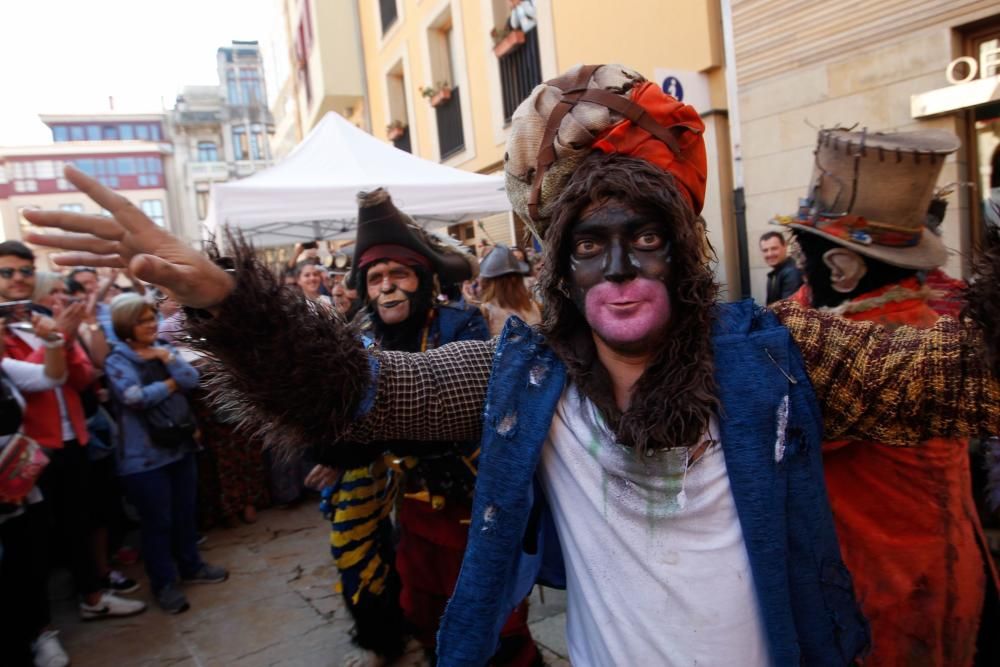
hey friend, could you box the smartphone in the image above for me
[0,300,32,323]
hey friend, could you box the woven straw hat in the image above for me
[504,64,706,241]
[774,128,960,270]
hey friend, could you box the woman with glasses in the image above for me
[105,293,228,614]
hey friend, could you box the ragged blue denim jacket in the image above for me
[435,300,870,666]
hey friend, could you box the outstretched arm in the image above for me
[773,301,999,445]
[186,236,494,461]
[22,166,495,466]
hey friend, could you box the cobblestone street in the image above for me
[52,503,569,666]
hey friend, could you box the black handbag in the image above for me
[137,357,196,449]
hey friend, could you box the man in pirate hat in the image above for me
[309,189,540,666]
[775,127,999,667]
[22,63,1000,666]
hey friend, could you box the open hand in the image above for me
[23,166,234,310]
[305,464,340,490]
[55,302,86,342]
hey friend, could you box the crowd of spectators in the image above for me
[0,241,238,666]
[0,233,542,667]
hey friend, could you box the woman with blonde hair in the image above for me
[477,244,541,336]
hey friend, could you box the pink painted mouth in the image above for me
[584,279,671,346]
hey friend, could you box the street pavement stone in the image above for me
[52,503,569,666]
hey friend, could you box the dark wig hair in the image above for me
[537,152,720,453]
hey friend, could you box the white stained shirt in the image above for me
[538,385,770,667]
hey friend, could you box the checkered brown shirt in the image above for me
[772,300,1000,444]
[347,303,999,446]
[346,339,498,444]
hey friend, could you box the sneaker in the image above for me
[79,591,147,620]
[181,563,229,584]
[101,569,140,594]
[156,583,190,614]
[32,630,69,667]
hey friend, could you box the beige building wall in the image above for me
[358,0,741,292]
[269,0,367,160]
[732,0,1000,302]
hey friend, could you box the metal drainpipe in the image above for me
[720,0,751,299]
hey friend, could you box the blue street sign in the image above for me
[661,76,684,101]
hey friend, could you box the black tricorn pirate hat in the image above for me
[346,188,473,289]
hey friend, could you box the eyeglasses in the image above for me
[0,266,35,279]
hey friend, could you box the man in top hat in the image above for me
[22,63,1000,666]
[775,127,999,667]
[309,189,540,666]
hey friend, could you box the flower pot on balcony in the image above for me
[493,29,525,58]
[430,87,452,108]
[387,125,407,141]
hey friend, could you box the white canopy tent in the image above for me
[204,112,510,247]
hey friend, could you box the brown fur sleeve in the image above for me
[773,300,1000,444]
[184,237,373,459]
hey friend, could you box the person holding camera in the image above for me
[104,293,228,614]
[0,241,147,626]
[0,317,70,667]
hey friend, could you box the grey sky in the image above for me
[0,0,274,146]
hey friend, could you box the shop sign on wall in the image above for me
[911,37,1000,119]
[946,39,1000,84]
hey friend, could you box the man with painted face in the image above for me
[21,64,1000,667]
[775,127,1000,667]
[312,190,540,666]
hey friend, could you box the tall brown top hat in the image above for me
[773,128,960,270]
[504,64,707,241]
[346,189,474,289]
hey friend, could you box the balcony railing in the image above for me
[379,0,398,34]
[392,127,412,154]
[436,86,465,160]
[175,110,223,126]
[186,161,229,182]
[499,28,543,124]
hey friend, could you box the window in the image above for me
[57,178,71,190]
[250,125,265,160]
[379,0,398,34]
[86,125,100,141]
[70,126,84,141]
[116,157,136,175]
[59,204,84,213]
[120,124,134,140]
[197,141,219,162]
[53,126,68,142]
[233,127,248,160]
[135,124,149,140]
[34,161,55,179]
[227,70,240,104]
[150,124,161,141]
[102,126,119,140]
[239,68,264,105]
[196,190,210,220]
[140,200,165,227]
[13,180,38,193]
